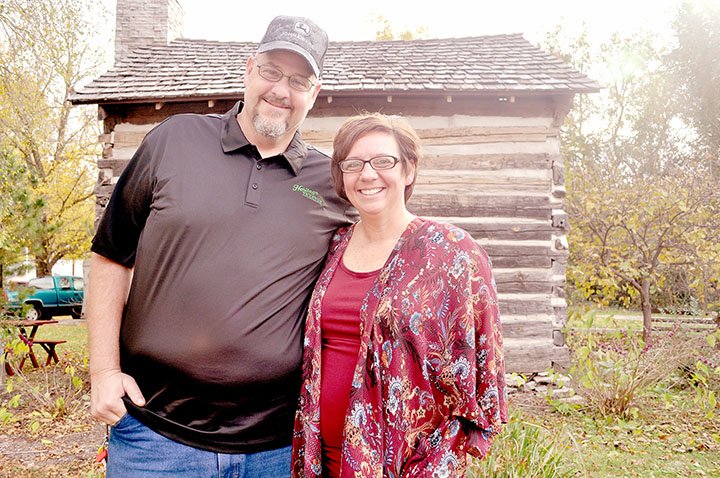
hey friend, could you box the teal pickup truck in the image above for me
[5,275,84,320]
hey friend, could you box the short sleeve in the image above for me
[91,128,160,267]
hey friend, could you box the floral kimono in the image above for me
[292,218,507,477]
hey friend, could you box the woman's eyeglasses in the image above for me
[338,155,400,173]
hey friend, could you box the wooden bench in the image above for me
[22,339,67,367]
[2,319,65,375]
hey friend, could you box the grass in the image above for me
[470,305,720,477]
[468,384,720,477]
[566,304,643,331]
[566,304,718,333]
[0,316,99,477]
[2,316,88,375]
[37,317,88,356]
[468,410,577,477]
[2,311,719,477]
[549,394,718,476]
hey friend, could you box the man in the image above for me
[87,16,355,477]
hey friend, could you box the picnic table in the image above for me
[2,319,66,375]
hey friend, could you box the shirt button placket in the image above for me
[244,160,264,207]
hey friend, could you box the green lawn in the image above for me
[1,316,88,374]
[567,305,717,332]
[36,317,88,356]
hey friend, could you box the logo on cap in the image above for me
[294,22,310,36]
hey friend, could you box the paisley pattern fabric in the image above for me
[292,218,507,477]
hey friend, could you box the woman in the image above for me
[292,113,507,477]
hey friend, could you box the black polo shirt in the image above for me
[92,101,356,453]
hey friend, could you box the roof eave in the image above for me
[68,93,242,106]
[69,86,600,106]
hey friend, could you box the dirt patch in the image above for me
[0,415,104,477]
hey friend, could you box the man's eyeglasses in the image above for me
[255,64,316,92]
[338,155,400,173]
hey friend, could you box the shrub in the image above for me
[669,330,720,419]
[0,351,89,431]
[566,309,715,418]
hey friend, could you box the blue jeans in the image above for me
[107,413,292,478]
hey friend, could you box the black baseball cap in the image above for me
[257,15,328,78]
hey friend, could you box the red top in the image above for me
[320,258,379,478]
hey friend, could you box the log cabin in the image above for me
[70,0,600,373]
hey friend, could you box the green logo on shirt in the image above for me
[293,184,325,206]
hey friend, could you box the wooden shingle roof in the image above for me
[70,34,599,105]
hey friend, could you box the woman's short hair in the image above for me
[331,113,421,202]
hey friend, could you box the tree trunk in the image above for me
[34,218,53,277]
[641,279,653,344]
[35,257,51,277]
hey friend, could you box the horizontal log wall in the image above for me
[302,110,569,373]
[95,93,573,373]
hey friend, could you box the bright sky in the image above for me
[98,0,710,46]
[176,0,692,44]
